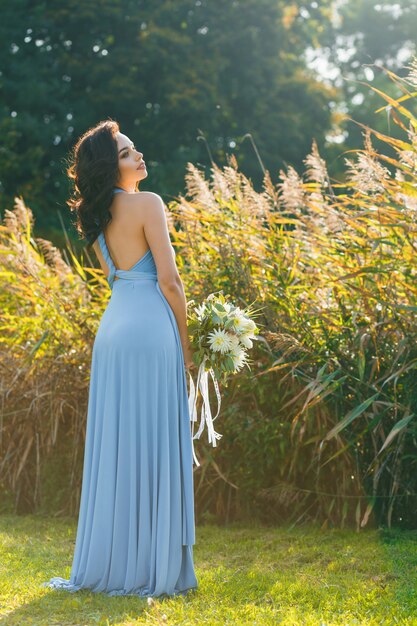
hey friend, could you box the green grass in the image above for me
[1,515,417,625]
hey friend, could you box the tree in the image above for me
[0,0,336,242]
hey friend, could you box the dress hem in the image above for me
[41,577,198,598]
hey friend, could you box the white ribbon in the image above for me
[188,355,222,467]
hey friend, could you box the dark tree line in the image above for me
[0,0,413,243]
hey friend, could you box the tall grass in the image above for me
[1,60,417,526]
[0,200,108,514]
[168,59,417,528]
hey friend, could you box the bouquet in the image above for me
[186,291,260,466]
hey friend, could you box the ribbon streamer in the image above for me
[188,355,222,467]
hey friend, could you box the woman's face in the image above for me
[116,131,148,190]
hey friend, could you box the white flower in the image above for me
[226,345,248,371]
[231,314,249,334]
[230,349,248,371]
[208,328,234,353]
[228,334,241,350]
[195,303,207,320]
[239,333,253,349]
[241,318,256,333]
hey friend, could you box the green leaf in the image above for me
[378,414,414,455]
[324,393,379,441]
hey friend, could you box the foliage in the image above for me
[0,0,336,238]
[1,62,417,528]
[0,198,108,514]
[167,59,417,528]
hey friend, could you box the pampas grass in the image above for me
[2,59,417,527]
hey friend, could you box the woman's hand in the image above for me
[182,342,196,371]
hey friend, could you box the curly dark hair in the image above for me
[67,119,122,246]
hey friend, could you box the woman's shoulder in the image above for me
[118,189,161,199]
[118,190,163,207]
[114,191,166,230]
[121,191,167,216]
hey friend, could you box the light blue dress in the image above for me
[42,188,198,598]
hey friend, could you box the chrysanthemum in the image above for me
[230,349,248,371]
[207,328,234,353]
[228,334,241,351]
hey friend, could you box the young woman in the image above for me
[42,119,198,598]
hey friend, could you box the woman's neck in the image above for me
[115,184,137,193]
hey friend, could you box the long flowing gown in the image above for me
[42,188,198,598]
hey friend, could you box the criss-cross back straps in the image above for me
[97,188,125,288]
[98,232,117,288]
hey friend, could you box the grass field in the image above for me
[1,514,417,625]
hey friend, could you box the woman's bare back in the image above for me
[92,191,151,280]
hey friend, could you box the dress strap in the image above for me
[96,188,126,288]
[97,232,117,288]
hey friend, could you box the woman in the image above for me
[42,119,198,598]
